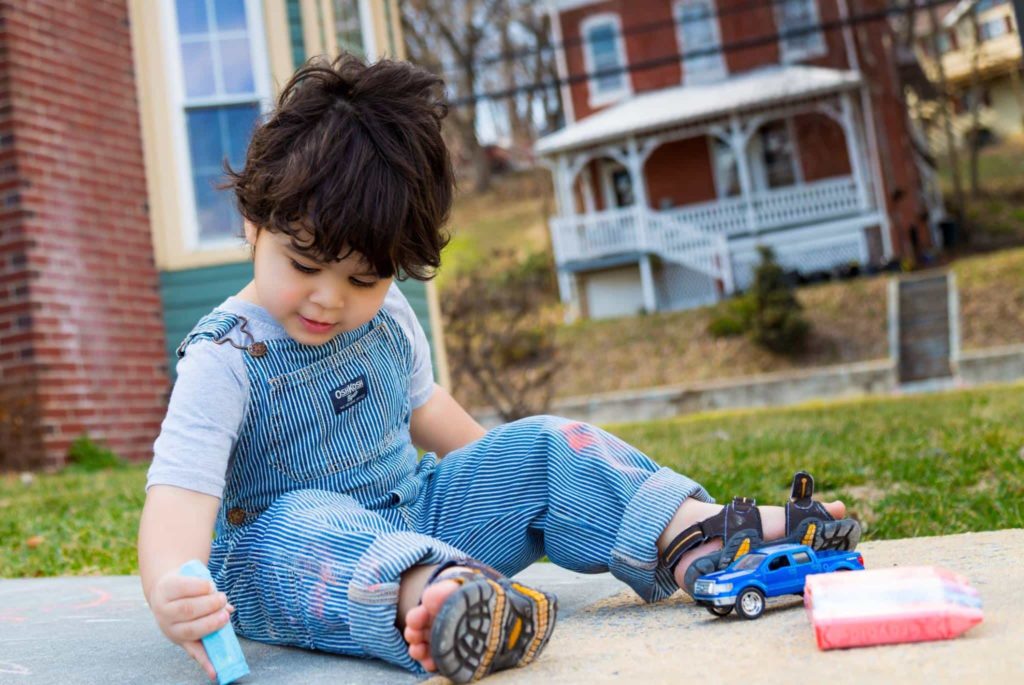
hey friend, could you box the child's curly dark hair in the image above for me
[225,53,453,280]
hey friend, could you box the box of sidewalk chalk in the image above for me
[804,566,983,650]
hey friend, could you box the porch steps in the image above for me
[894,272,956,384]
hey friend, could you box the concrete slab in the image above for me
[478,529,1024,685]
[1,531,1021,684]
[0,563,623,684]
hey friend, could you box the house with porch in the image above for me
[537,0,940,320]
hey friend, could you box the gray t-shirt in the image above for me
[146,283,435,498]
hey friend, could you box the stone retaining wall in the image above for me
[472,345,1024,427]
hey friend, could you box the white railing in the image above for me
[660,176,861,237]
[550,205,730,288]
[549,175,864,295]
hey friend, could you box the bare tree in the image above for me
[401,0,505,192]
[927,1,967,224]
[443,249,561,422]
[966,8,984,198]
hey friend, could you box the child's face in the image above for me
[245,221,393,346]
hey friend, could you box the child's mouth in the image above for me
[298,315,335,333]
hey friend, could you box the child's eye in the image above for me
[290,260,320,274]
[350,278,378,289]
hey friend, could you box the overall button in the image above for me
[247,342,267,358]
[227,508,247,526]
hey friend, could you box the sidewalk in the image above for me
[1,530,1020,684]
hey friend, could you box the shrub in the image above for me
[66,436,126,472]
[748,246,810,354]
[708,294,755,338]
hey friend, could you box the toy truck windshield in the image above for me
[733,553,767,570]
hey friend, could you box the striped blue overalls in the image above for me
[179,307,711,673]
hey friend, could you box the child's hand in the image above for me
[150,570,235,682]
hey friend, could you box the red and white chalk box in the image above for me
[804,566,983,650]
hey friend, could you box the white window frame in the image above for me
[581,13,631,109]
[598,159,633,208]
[775,0,827,63]
[161,0,274,253]
[675,0,726,85]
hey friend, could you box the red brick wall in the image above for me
[794,113,851,181]
[644,137,717,208]
[562,0,680,120]
[0,0,168,470]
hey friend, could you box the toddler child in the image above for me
[139,55,860,684]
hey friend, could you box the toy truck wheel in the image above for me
[735,587,765,620]
[706,605,732,617]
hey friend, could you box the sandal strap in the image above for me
[424,558,503,590]
[661,496,761,572]
[786,471,833,534]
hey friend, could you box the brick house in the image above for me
[0,0,444,470]
[537,0,942,320]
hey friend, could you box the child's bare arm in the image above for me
[410,384,486,458]
[139,485,226,681]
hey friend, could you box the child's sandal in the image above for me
[425,559,558,683]
[661,471,862,597]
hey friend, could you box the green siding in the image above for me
[286,0,306,68]
[160,263,435,379]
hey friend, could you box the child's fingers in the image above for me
[157,575,218,603]
[165,592,229,623]
[181,639,218,682]
[170,608,231,643]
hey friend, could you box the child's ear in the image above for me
[243,220,258,247]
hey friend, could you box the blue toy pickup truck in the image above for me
[693,543,865,619]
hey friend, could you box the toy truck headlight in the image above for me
[710,582,732,593]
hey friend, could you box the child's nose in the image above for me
[309,282,344,309]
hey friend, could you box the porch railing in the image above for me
[661,175,861,237]
[549,204,731,289]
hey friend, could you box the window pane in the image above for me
[214,0,247,31]
[193,171,239,241]
[588,23,624,93]
[680,1,722,81]
[186,108,223,172]
[181,39,216,97]
[219,38,256,94]
[186,104,260,241]
[224,104,260,165]
[176,0,208,35]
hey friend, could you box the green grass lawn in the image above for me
[2,382,1022,578]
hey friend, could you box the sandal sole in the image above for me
[430,577,557,683]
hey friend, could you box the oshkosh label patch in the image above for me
[330,374,368,414]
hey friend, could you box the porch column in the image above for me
[553,155,575,311]
[627,137,657,313]
[729,114,758,236]
[840,91,871,211]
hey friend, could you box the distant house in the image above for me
[913,0,1023,147]
[536,0,940,320]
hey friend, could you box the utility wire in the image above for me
[420,0,816,76]
[446,0,953,107]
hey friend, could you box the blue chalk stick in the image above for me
[180,560,250,685]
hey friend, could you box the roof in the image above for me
[535,65,863,156]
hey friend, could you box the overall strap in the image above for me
[176,311,251,359]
